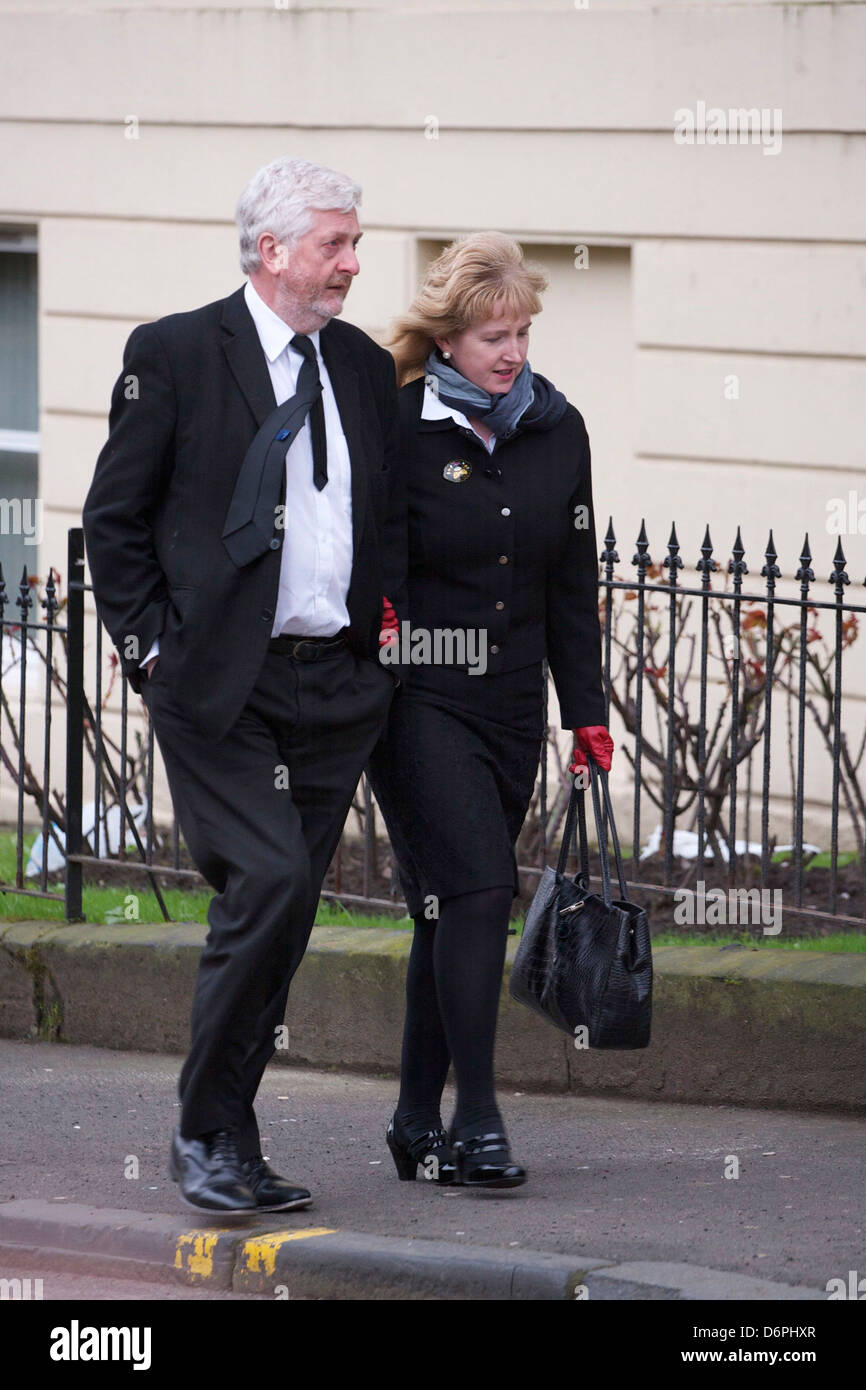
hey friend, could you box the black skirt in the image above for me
[367,661,545,917]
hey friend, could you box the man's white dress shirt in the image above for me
[143,280,354,668]
[243,279,353,638]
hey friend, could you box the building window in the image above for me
[0,229,39,590]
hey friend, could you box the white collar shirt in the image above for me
[421,380,497,454]
[243,278,353,638]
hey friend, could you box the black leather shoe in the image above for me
[386,1113,457,1184]
[451,1132,527,1189]
[169,1127,258,1213]
[240,1154,313,1212]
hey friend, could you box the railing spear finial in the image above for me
[796,533,814,590]
[829,537,850,593]
[600,516,619,571]
[632,518,652,574]
[696,523,717,577]
[664,521,683,584]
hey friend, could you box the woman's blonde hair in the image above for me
[386,231,547,385]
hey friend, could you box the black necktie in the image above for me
[291,333,328,492]
[221,335,328,567]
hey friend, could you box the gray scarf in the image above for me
[424,351,567,442]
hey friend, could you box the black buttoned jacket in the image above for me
[82,287,406,742]
[400,375,606,729]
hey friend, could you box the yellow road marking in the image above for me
[174,1231,221,1279]
[242,1228,337,1276]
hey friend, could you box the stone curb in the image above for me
[0,1201,826,1302]
[1,923,864,1111]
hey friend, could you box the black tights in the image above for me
[396,885,513,1144]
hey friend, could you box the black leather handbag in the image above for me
[510,758,653,1047]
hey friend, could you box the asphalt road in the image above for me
[0,1259,275,1299]
[0,1039,863,1292]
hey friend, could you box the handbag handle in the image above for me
[556,777,582,877]
[588,758,629,904]
[556,756,628,907]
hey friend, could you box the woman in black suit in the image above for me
[368,232,613,1189]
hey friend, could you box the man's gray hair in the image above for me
[236,157,362,275]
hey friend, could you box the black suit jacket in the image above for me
[398,376,605,729]
[82,287,406,742]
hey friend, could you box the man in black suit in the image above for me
[83,157,405,1213]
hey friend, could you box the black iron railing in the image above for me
[593,519,866,927]
[0,559,64,904]
[0,524,863,931]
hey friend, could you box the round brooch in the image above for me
[443,460,472,483]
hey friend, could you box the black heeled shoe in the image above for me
[386,1114,457,1185]
[451,1132,527,1189]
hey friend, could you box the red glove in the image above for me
[379,595,399,648]
[569,726,614,780]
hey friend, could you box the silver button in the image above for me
[490,644,500,654]
[498,555,508,565]
[495,601,504,611]
[501,507,511,517]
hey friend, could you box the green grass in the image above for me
[1,885,863,950]
[314,900,411,929]
[0,881,409,930]
[0,830,409,927]
[1,832,863,949]
[804,850,860,870]
[650,930,866,952]
[0,829,37,881]
[770,847,860,870]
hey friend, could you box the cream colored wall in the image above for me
[0,0,863,855]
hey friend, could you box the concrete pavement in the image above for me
[0,1039,862,1299]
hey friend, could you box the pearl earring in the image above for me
[442,350,451,360]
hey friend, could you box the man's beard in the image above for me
[273,275,350,331]
[309,285,349,323]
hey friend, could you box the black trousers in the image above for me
[141,644,395,1160]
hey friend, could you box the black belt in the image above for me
[268,630,349,661]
